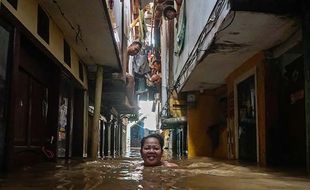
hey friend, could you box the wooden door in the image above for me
[0,19,13,171]
[14,68,48,164]
[11,36,50,167]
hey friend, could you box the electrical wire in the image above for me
[51,0,94,62]
[160,0,228,117]
[217,11,236,33]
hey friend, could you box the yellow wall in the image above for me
[169,91,185,118]
[187,87,227,158]
[187,52,267,163]
[1,0,87,89]
[226,52,266,166]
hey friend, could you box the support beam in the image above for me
[91,66,103,159]
[303,0,310,173]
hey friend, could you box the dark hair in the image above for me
[152,59,161,65]
[163,6,177,20]
[130,41,142,48]
[141,133,164,150]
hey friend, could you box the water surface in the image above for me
[1,149,310,189]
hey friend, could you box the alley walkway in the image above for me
[0,151,310,189]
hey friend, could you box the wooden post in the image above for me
[303,0,310,173]
[91,66,103,159]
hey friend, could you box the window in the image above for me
[78,61,84,81]
[37,5,49,43]
[7,0,18,10]
[63,40,71,66]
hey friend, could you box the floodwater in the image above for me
[1,149,310,190]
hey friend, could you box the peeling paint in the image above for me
[209,41,250,54]
[228,31,240,35]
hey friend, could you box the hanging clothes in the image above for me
[176,0,186,55]
[138,9,147,42]
[134,72,148,94]
[133,51,150,75]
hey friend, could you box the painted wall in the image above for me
[173,0,230,91]
[1,0,87,88]
[161,20,170,114]
[172,0,228,83]
[123,0,132,76]
[187,87,227,158]
[226,52,266,165]
[106,0,122,53]
[188,51,266,160]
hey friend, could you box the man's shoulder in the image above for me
[162,161,178,168]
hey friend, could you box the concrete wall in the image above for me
[1,0,87,88]
[161,20,170,114]
[187,52,267,162]
[187,87,227,158]
[106,0,122,54]
[226,52,266,165]
[172,0,218,82]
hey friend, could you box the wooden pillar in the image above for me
[303,0,310,173]
[91,66,103,159]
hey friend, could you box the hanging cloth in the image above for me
[139,9,147,42]
[176,0,186,55]
[133,51,150,75]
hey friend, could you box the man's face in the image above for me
[165,10,176,20]
[140,137,163,166]
[153,62,161,72]
[127,43,141,56]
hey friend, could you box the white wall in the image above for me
[161,20,170,115]
[173,0,218,82]
[108,0,123,52]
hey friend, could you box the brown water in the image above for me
[1,149,310,190]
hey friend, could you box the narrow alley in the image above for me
[1,0,310,189]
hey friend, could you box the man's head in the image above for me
[151,60,161,72]
[127,41,142,56]
[140,134,164,166]
[163,6,177,20]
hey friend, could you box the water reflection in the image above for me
[1,149,310,190]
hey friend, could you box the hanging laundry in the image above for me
[133,51,150,75]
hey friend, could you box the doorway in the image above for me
[12,35,52,167]
[280,56,306,167]
[0,18,13,171]
[57,75,73,158]
[237,75,257,162]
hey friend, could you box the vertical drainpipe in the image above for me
[83,91,89,157]
[303,0,310,173]
[91,65,104,159]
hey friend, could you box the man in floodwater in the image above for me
[140,134,178,167]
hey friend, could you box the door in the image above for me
[14,68,48,164]
[237,75,257,162]
[0,19,13,170]
[12,36,51,167]
[281,56,306,167]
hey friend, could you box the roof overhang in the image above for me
[181,11,298,92]
[40,0,121,71]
